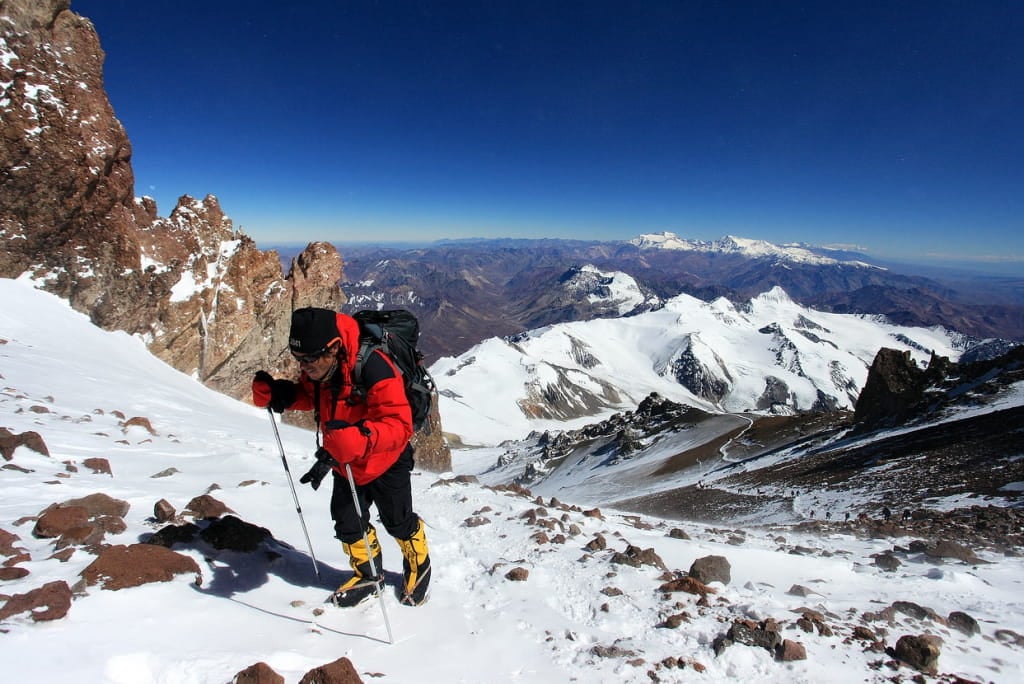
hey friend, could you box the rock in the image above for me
[410,401,452,473]
[153,499,176,523]
[688,554,731,585]
[183,494,234,519]
[668,527,690,540]
[199,515,271,552]
[852,625,879,642]
[146,522,200,548]
[585,534,607,552]
[0,428,50,460]
[60,492,130,518]
[0,580,73,622]
[33,505,90,539]
[0,528,26,559]
[122,416,157,435]
[658,576,714,597]
[892,601,942,623]
[853,348,929,430]
[82,458,112,475]
[80,543,201,590]
[994,629,1024,646]
[0,567,31,580]
[610,544,668,571]
[924,540,986,564]
[298,656,364,684]
[657,612,691,629]
[892,634,941,674]
[947,611,981,637]
[722,619,782,653]
[32,494,130,550]
[775,639,807,661]
[505,567,530,581]
[872,552,901,571]
[233,662,285,684]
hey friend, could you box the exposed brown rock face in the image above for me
[0,579,72,622]
[79,543,202,590]
[0,0,289,399]
[0,0,450,470]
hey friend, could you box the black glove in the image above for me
[299,448,335,490]
[253,371,296,413]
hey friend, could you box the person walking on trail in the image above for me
[252,307,431,607]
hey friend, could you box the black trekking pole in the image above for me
[344,463,395,644]
[267,408,322,583]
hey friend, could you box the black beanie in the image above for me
[289,308,340,354]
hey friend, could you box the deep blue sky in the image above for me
[74,1,1022,272]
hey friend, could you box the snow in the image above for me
[2,277,1023,683]
[629,232,877,268]
[434,285,964,445]
[169,268,199,302]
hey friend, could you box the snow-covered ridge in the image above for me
[561,264,661,316]
[432,285,966,445]
[629,232,881,268]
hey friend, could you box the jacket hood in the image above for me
[335,312,361,378]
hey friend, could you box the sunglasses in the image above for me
[292,338,340,364]
[292,349,330,364]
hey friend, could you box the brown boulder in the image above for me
[82,457,112,475]
[947,611,981,637]
[61,492,130,518]
[775,639,807,661]
[0,527,28,559]
[658,576,715,597]
[892,634,941,674]
[80,543,201,590]
[233,662,285,684]
[0,580,72,622]
[610,544,668,571]
[688,554,731,585]
[298,657,364,684]
[184,494,234,519]
[33,505,89,539]
[154,498,177,523]
[505,567,530,581]
[0,428,50,460]
[924,540,985,564]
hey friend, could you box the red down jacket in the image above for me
[285,312,413,485]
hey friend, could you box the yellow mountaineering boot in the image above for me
[331,525,384,608]
[396,519,431,606]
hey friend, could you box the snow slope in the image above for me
[2,278,1022,683]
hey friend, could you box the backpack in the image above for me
[351,309,436,432]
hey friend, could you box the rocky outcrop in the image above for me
[668,335,731,404]
[854,344,1024,432]
[0,0,294,399]
[852,348,931,429]
[0,1,451,469]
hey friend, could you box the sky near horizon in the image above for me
[73,0,1023,271]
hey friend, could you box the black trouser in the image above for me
[330,445,418,544]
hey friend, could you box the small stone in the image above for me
[505,567,529,581]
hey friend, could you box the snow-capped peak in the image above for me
[628,231,878,267]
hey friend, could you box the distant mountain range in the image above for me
[267,232,1023,363]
